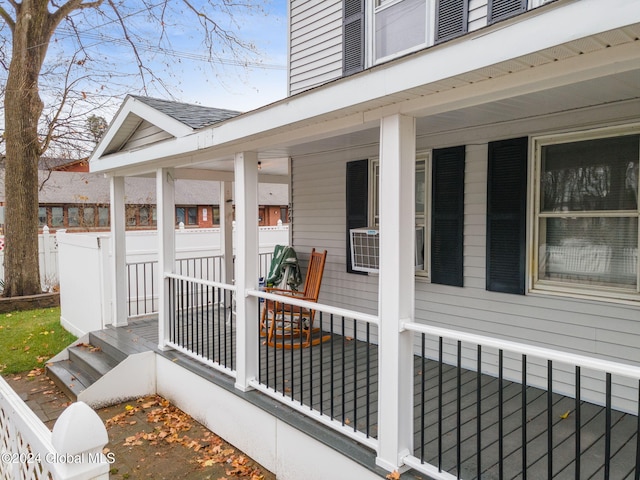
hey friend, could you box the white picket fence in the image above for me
[0,376,110,480]
[0,227,59,292]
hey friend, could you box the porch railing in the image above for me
[403,321,640,480]
[157,260,640,479]
[128,252,274,319]
[0,376,109,480]
[166,273,236,376]
[248,289,380,451]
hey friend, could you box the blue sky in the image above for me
[55,1,289,114]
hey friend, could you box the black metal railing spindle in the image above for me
[457,341,462,478]
[477,345,482,480]
[150,263,155,312]
[438,336,443,471]
[605,372,612,479]
[499,349,504,480]
[522,355,527,480]
[353,317,358,432]
[575,365,581,480]
[548,360,553,479]
[341,316,346,427]
[366,321,371,438]
[330,314,335,420]
[636,380,640,480]
[420,333,426,463]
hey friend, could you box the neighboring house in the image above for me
[0,158,289,232]
[85,1,640,479]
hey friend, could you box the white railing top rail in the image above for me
[248,289,379,326]
[164,272,235,292]
[404,321,640,381]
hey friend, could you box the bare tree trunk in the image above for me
[3,2,52,296]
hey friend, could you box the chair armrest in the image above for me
[264,287,297,294]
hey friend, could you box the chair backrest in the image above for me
[302,249,327,302]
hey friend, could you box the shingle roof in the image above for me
[0,170,288,206]
[131,96,242,130]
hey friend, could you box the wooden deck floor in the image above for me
[112,317,639,480]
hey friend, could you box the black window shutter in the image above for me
[343,0,365,76]
[431,146,465,286]
[435,0,468,43]
[346,159,369,274]
[486,137,528,294]
[488,0,527,24]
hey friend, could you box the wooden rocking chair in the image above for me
[262,249,329,349]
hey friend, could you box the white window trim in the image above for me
[367,0,433,68]
[370,151,432,277]
[529,124,640,304]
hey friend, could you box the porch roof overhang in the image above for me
[90,0,640,178]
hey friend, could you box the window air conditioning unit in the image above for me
[350,227,425,273]
[350,228,380,273]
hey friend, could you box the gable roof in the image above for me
[130,96,241,130]
[93,95,244,160]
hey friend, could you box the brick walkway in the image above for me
[3,371,275,480]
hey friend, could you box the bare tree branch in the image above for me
[50,0,105,28]
[0,5,15,32]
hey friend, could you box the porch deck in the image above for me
[106,317,640,480]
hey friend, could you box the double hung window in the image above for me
[533,128,640,300]
[374,0,428,62]
[370,153,430,275]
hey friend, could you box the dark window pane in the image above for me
[139,207,150,226]
[176,207,185,225]
[51,207,64,227]
[38,207,47,227]
[541,135,639,212]
[98,207,109,227]
[126,207,137,226]
[83,207,95,227]
[68,207,80,227]
[187,207,197,225]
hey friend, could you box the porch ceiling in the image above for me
[180,66,640,167]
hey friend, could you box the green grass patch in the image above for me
[0,307,76,375]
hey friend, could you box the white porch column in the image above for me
[157,168,176,350]
[233,152,260,392]
[109,176,127,327]
[220,181,234,284]
[376,114,416,472]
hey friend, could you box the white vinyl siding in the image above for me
[291,152,379,315]
[289,0,343,95]
[121,120,172,150]
[468,0,488,32]
[290,101,640,410]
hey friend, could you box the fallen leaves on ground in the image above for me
[386,471,401,480]
[106,395,267,478]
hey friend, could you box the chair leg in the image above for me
[259,306,267,337]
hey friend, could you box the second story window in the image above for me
[374,0,427,61]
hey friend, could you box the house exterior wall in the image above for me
[288,0,344,96]
[290,99,640,407]
[287,0,540,95]
[468,0,488,32]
